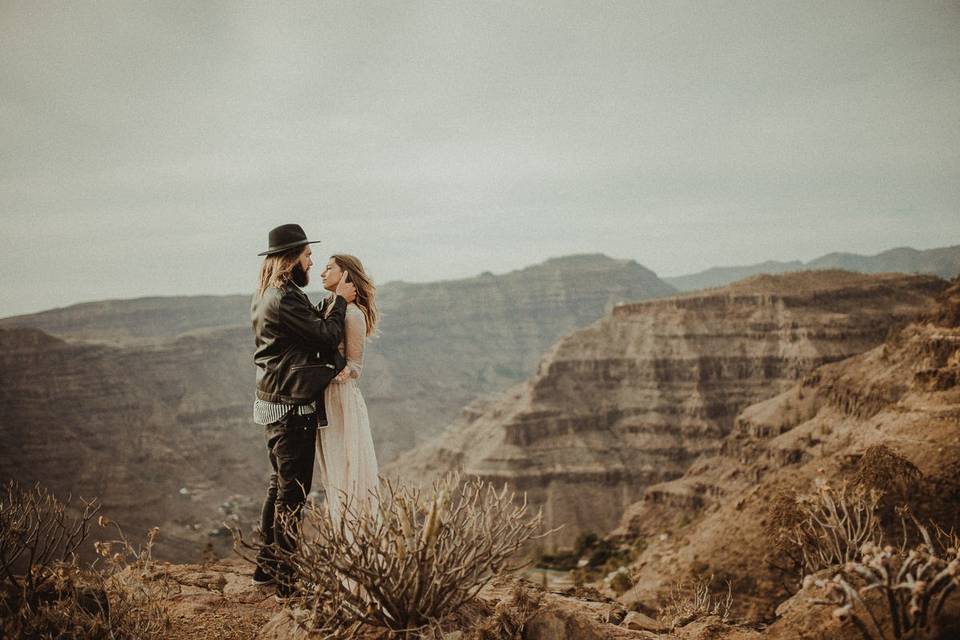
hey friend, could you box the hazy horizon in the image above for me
[2,240,958,318]
[3,2,959,317]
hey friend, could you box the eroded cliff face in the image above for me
[364,254,677,460]
[614,278,960,621]
[388,271,947,548]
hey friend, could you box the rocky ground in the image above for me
[148,559,764,639]
[150,556,941,639]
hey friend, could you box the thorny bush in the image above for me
[791,479,883,576]
[811,517,960,640]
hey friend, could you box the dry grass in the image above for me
[658,574,733,628]
[472,581,544,640]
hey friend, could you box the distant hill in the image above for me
[0,324,259,562]
[0,295,252,343]
[664,244,960,291]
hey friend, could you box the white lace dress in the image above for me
[317,303,379,526]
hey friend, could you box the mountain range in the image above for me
[663,244,960,291]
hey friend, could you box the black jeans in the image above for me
[256,411,317,583]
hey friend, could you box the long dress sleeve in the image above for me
[343,305,367,379]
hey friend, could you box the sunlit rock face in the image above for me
[388,271,948,548]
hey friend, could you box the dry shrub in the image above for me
[792,479,883,576]
[811,518,960,640]
[0,481,171,639]
[854,446,923,498]
[235,472,548,639]
[771,448,925,587]
[472,581,544,640]
[854,445,924,533]
[921,277,960,328]
[763,488,809,578]
[609,567,634,595]
[658,574,733,628]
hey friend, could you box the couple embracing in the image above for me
[249,223,379,597]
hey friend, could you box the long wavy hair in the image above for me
[330,254,379,336]
[256,246,304,297]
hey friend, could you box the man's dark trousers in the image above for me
[256,411,317,586]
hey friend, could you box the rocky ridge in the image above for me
[386,271,948,548]
[145,557,898,639]
[613,278,960,623]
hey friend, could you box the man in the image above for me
[250,223,356,597]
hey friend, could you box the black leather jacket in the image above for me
[251,284,347,405]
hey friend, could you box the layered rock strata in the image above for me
[388,271,947,548]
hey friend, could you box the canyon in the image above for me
[113,271,958,640]
[386,271,949,549]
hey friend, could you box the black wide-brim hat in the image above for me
[258,223,321,256]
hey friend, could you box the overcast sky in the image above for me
[2,1,958,317]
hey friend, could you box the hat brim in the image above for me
[257,239,322,256]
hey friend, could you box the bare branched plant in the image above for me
[0,480,100,609]
[0,481,170,639]
[792,479,883,575]
[235,472,549,638]
[658,574,733,628]
[811,524,960,640]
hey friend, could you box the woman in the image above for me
[317,254,380,526]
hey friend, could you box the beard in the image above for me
[291,264,309,287]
